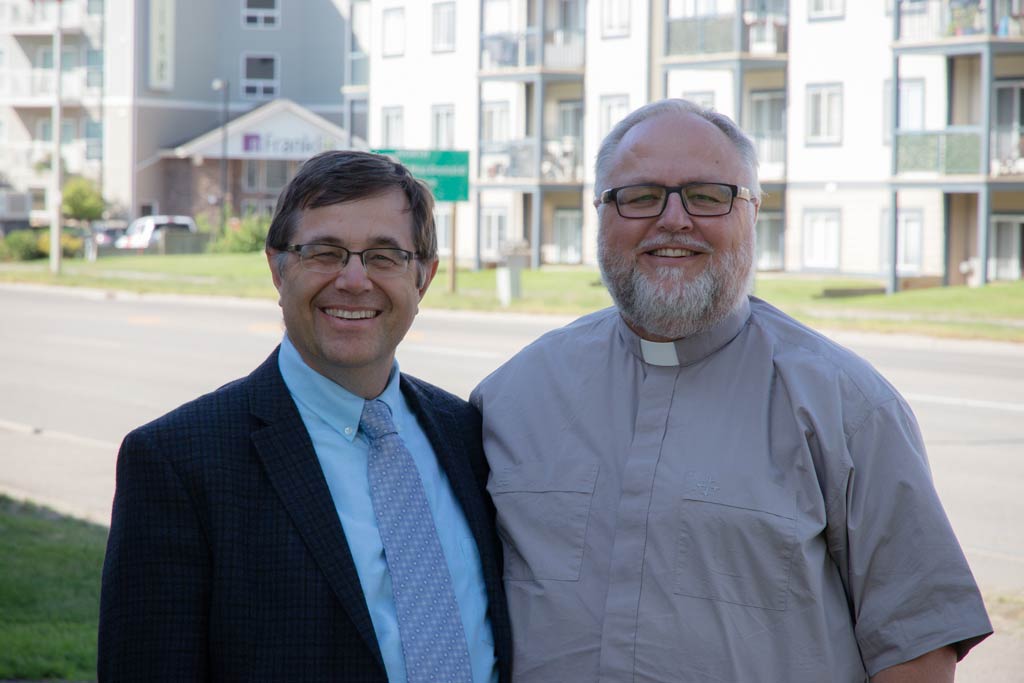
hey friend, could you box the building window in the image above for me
[37,118,77,143]
[554,208,582,263]
[348,0,370,86]
[86,49,103,88]
[242,159,291,192]
[602,0,630,38]
[669,0,725,18]
[85,120,102,160]
[881,208,923,275]
[481,101,509,143]
[382,8,405,57]
[435,204,452,252]
[382,106,404,147]
[481,207,507,255]
[432,2,456,52]
[242,54,278,98]
[87,0,104,15]
[432,104,455,149]
[557,100,583,138]
[883,79,925,144]
[756,212,785,271]
[243,160,260,192]
[809,0,843,19]
[30,188,47,211]
[243,0,279,28]
[599,94,629,139]
[265,159,289,191]
[806,83,842,145]
[802,209,841,270]
[349,98,368,143]
[682,91,715,110]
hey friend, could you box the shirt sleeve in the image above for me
[827,396,992,676]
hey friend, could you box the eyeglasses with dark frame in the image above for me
[283,243,419,277]
[599,182,755,219]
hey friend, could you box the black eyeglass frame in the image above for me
[282,243,419,274]
[599,182,755,219]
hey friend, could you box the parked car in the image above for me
[91,222,128,246]
[114,215,197,250]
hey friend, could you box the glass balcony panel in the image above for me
[896,129,982,174]
[991,126,1024,176]
[667,15,737,56]
[895,0,1015,41]
[480,139,538,180]
[543,28,584,69]
[481,29,540,69]
[541,137,583,182]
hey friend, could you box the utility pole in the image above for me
[49,0,64,274]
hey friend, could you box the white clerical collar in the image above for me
[640,338,680,366]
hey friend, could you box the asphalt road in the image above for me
[1,283,1022,680]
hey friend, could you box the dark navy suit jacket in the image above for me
[98,348,511,682]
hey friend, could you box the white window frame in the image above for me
[243,159,261,192]
[883,78,925,144]
[481,207,508,256]
[802,209,841,271]
[557,100,583,138]
[756,211,785,271]
[382,106,404,147]
[806,83,842,145]
[553,208,582,264]
[348,0,370,87]
[382,7,406,58]
[599,94,629,139]
[241,0,280,29]
[602,0,630,38]
[809,0,844,20]
[84,118,102,159]
[481,100,510,143]
[434,204,453,253]
[881,208,923,275]
[432,104,455,149]
[989,217,1024,281]
[668,0,724,19]
[432,1,456,52]
[241,52,279,99]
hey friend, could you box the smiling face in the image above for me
[596,111,759,341]
[268,188,437,398]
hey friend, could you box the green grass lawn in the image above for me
[0,496,106,681]
[2,252,1023,341]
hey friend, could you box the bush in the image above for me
[36,230,85,258]
[2,230,45,261]
[208,213,270,254]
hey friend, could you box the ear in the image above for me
[417,257,439,300]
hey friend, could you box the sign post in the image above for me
[374,150,469,293]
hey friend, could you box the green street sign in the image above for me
[373,149,470,202]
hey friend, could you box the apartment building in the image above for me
[2,0,1021,285]
[0,0,365,230]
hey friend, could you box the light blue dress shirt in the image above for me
[278,336,497,683]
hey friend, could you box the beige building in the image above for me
[2,0,1022,284]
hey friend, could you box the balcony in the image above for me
[752,133,786,180]
[667,15,736,55]
[991,126,1024,176]
[896,0,1024,43]
[0,67,102,104]
[481,29,540,70]
[0,141,100,179]
[541,137,583,182]
[544,29,584,69]
[3,0,100,35]
[480,139,537,180]
[896,128,983,174]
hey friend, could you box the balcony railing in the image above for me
[896,128,982,174]
[3,0,99,33]
[667,15,736,55]
[541,137,583,182]
[0,68,102,100]
[544,29,584,69]
[480,139,537,180]
[991,126,1024,176]
[481,29,540,70]
[897,0,1024,41]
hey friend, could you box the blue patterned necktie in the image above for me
[360,399,474,683]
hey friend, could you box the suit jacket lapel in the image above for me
[247,350,385,673]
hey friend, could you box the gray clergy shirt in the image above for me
[470,296,991,683]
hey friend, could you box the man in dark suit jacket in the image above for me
[99,151,512,682]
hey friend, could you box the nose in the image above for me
[333,256,373,292]
[659,189,693,232]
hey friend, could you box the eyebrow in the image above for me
[301,234,407,250]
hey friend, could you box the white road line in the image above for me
[904,393,1024,414]
[0,418,120,450]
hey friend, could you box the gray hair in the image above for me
[593,98,761,200]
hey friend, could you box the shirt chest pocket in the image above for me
[674,482,797,611]
[489,462,599,582]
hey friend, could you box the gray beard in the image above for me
[599,233,753,340]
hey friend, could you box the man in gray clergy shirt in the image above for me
[470,99,992,683]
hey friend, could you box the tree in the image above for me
[61,176,105,223]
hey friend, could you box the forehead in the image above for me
[293,188,414,246]
[608,112,748,187]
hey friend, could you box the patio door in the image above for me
[989,219,1023,281]
[994,83,1024,171]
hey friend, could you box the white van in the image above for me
[114,215,197,250]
